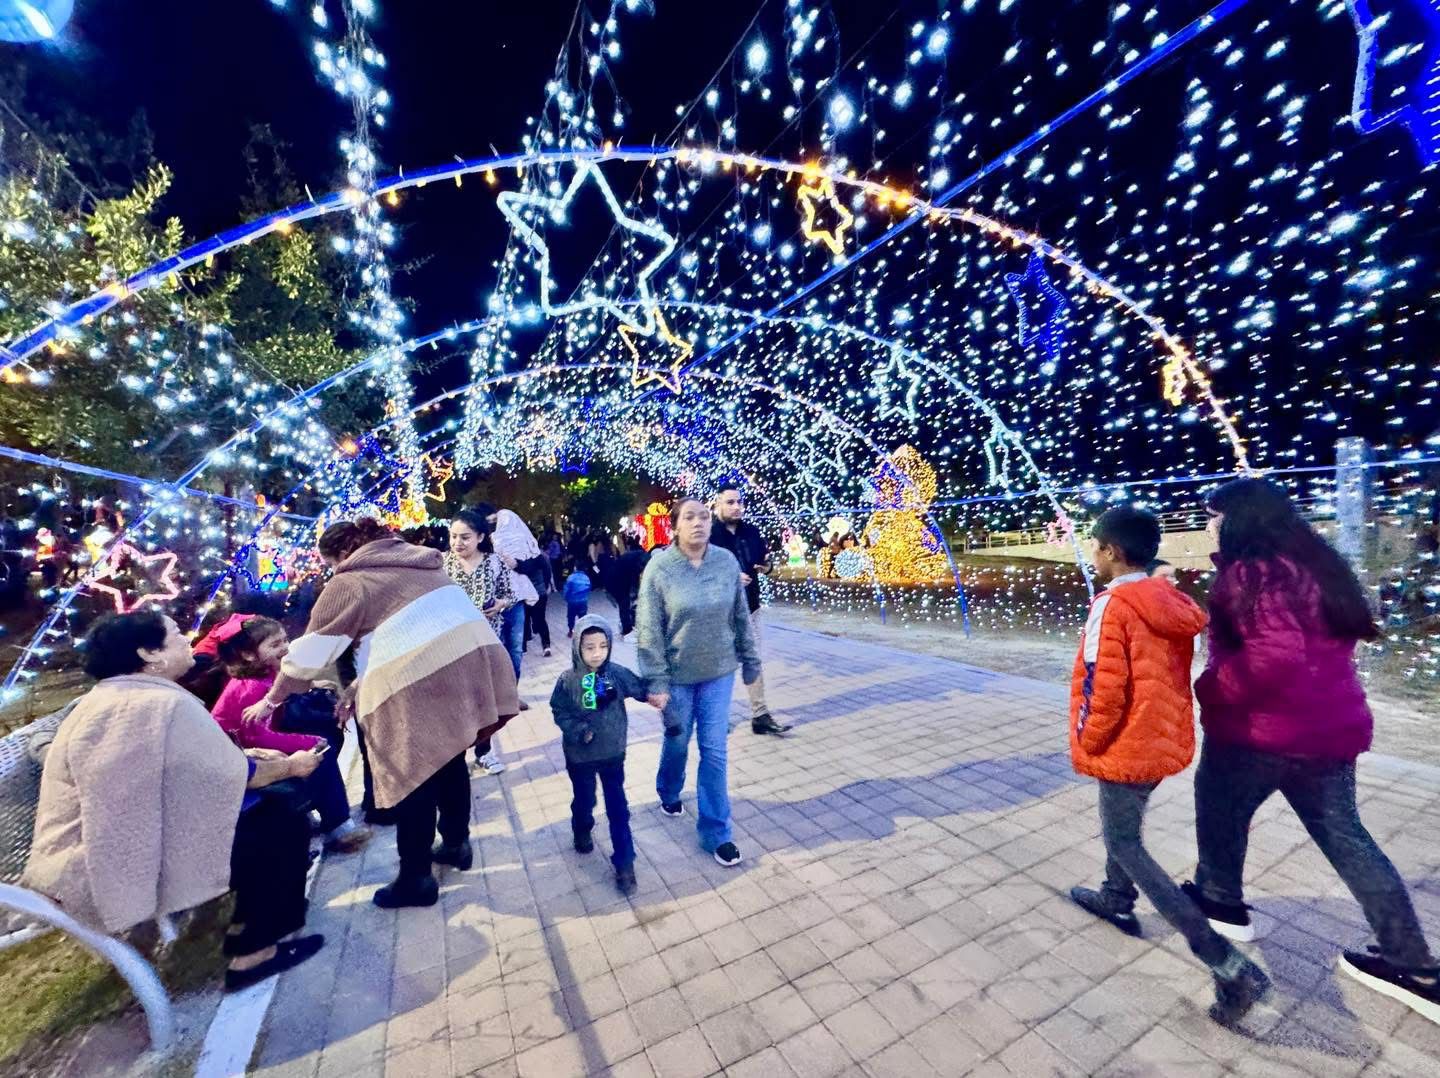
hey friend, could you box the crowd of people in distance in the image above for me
[13,479,1438,1028]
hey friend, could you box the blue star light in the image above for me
[497,161,678,337]
[1348,0,1440,165]
[1003,252,1070,377]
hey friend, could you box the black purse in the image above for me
[275,688,343,750]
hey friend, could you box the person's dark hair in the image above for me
[471,502,498,525]
[1206,478,1378,642]
[317,518,392,563]
[1091,507,1161,568]
[82,610,169,680]
[452,507,491,537]
[216,616,287,680]
[716,483,742,497]
[669,496,707,528]
[624,534,642,551]
[478,531,495,555]
[1145,558,1171,575]
[579,626,608,645]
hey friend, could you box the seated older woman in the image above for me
[23,610,326,991]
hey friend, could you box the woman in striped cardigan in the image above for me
[243,518,520,909]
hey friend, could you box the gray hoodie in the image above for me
[549,614,648,765]
[635,543,761,693]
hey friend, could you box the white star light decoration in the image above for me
[871,345,924,424]
[983,417,1019,491]
[497,161,678,337]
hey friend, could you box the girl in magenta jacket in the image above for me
[1187,479,1437,1025]
[209,615,371,854]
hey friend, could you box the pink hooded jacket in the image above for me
[211,674,322,754]
[1195,556,1372,760]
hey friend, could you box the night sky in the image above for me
[7,1,1438,456]
[11,1,779,336]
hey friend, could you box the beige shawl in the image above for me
[23,675,249,934]
[274,537,519,808]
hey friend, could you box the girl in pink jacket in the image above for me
[1188,479,1437,1026]
[208,615,371,854]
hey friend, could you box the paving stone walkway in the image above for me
[250,604,1440,1077]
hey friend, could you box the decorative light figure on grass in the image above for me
[860,446,949,583]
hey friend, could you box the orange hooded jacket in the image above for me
[1069,574,1208,784]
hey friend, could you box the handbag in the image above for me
[275,688,343,749]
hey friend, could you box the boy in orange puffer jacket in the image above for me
[1068,508,1270,1027]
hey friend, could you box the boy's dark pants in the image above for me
[568,756,635,869]
[1097,779,1232,968]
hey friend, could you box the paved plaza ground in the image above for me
[248,606,1440,1077]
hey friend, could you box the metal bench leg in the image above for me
[0,883,173,1052]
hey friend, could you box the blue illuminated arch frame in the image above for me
[1,145,1251,469]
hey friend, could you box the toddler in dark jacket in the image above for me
[550,614,646,894]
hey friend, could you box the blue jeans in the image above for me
[567,600,588,631]
[500,603,524,680]
[568,757,634,869]
[656,673,736,852]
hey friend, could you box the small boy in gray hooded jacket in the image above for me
[550,613,647,894]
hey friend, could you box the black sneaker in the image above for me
[431,841,474,871]
[1182,881,1256,942]
[713,842,742,867]
[224,934,325,992]
[660,801,684,818]
[575,832,594,854]
[1209,957,1271,1027]
[751,712,793,736]
[1340,950,1440,1025]
[1069,886,1142,938]
[616,866,638,895]
[374,874,439,909]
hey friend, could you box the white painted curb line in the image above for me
[195,724,360,1078]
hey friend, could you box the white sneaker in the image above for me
[543,647,552,657]
[481,751,506,775]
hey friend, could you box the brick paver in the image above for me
[250,605,1440,1076]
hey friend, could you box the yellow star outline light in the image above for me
[423,454,454,503]
[621,310,693,395]
[796,175,854,256]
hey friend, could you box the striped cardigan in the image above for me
[273,537,519,808]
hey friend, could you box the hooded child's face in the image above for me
[579,631,609,670]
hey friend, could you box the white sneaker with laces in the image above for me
[481,751,506,775]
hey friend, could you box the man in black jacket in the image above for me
[612,535,649,637]
[710,485,791,735]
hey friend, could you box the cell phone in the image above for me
[311,742,330,756]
